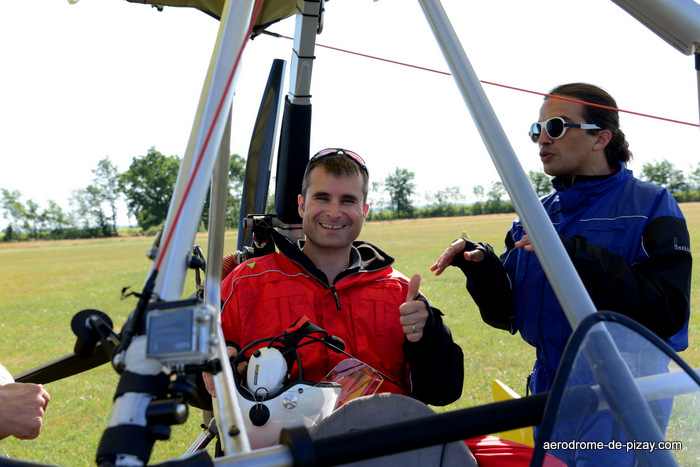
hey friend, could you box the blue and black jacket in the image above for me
[452,164,692,394]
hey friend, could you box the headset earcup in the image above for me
[249,403,271,427]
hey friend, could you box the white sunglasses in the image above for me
[529,117,601,142]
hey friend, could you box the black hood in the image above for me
[269,228,395,285]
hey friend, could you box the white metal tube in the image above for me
[288,1,322,105]
[205,108,231,310]
[609,0,700,55]
[417,0,596,329]
[207,108,252,454]
[214,444,294,467]
[152,0,257,301]
[593,368,700,411]
[417,2,676,465]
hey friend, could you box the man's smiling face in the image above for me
[298,166,369,254]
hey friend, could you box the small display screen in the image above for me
[147,308,194,356]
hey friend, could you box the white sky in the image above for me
[1,0,699,229]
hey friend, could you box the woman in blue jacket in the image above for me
[431,83,692,466]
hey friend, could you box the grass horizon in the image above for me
[1,204,698,465]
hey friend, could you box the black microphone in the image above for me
[322,335,346,352]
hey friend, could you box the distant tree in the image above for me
[228,154,247,228]
[43,200,73,237]
[201,153,247,231]
[687,162,700,190]
[1,189,77,240]
[471,184,485,215]
[120,147,181,231]
[433,186,466,206]
[528,170,552,197]
[92,157,121,235]
[265,176,276,215]
[426,186,465,216]
[485,181,507,213]
[369,181,386,209]
[0,189,26,233]
[640,159,686,193]
[385,167,416,218]
[23,199,41,239]
[71,185,111,236]
[3,225,14,242]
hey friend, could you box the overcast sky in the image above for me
[1,0,698,228]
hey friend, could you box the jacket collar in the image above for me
[269,229,395,285]
[551,163,626,192]
[549,164,632,214]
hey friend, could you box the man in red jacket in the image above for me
[203,148,464,406]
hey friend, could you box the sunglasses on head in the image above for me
[306,148,368,175]
[529,117,601,143]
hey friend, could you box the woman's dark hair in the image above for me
[547,82,633,166]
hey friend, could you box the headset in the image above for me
[223,316,405,449]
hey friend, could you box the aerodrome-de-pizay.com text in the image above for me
[542,440,683,453]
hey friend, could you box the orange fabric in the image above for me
[465,435,566,467]
[222,253,238,279]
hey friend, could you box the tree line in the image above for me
[1,147,246,241]
[370,160,700,221]
[3,150,700,242]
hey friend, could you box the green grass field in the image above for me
[1,204,699,465]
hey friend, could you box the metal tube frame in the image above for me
[417,0,697,466]
[98,0,700,465]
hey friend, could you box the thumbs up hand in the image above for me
[399,274,429,343]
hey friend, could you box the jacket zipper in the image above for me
[330,285,341,310]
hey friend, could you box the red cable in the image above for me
[276,34,699,129]
[481,81,699,128]
[155,24,697,270]
[155,1,266,272]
